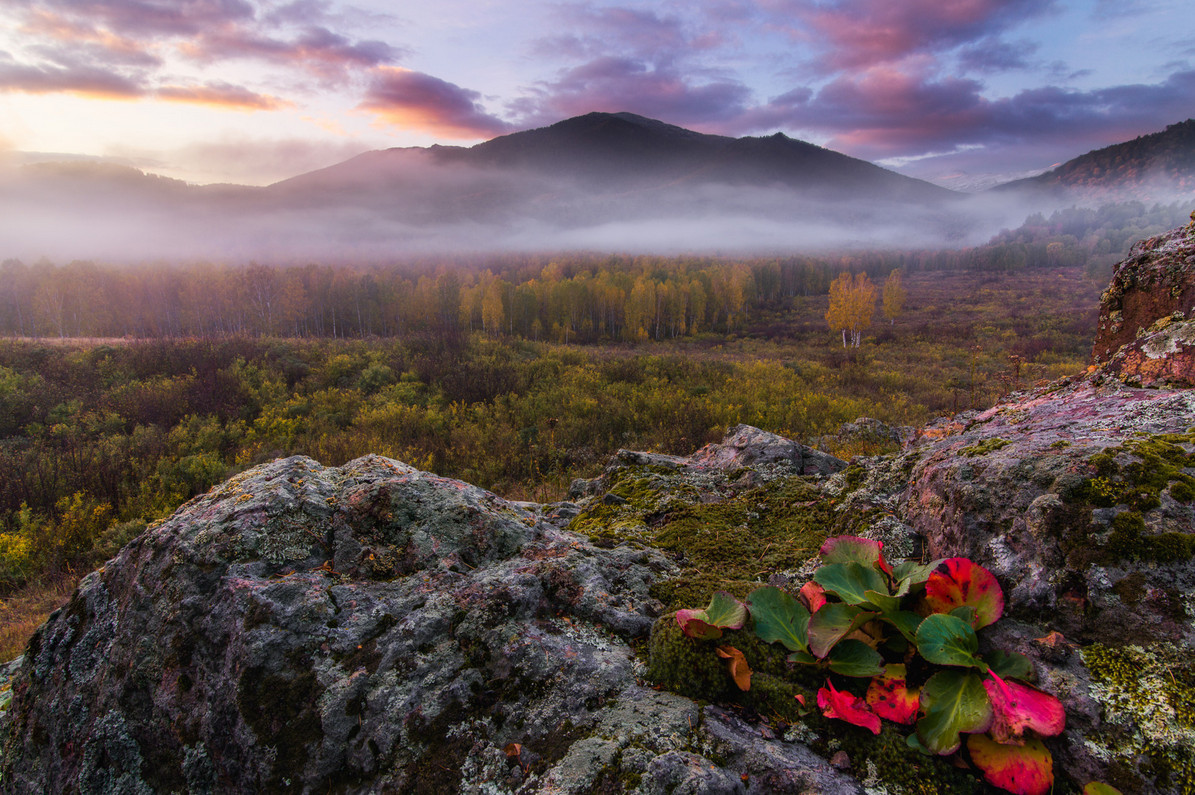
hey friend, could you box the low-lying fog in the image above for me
[0,157,1182,264]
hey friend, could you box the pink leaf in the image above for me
[799,581,828,613]
[984,674,1066,743]
[820,535,893,576]
[924,558,1005,629]
[866,664,920,725]
[818,679,881,735]
[967,734,1054,795]
[676,610,722,640]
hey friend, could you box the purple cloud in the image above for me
[35,0,257,38]
[734,66,1195,166]
[957,38,1036,73]
[513,56,751,129]
[185,25,401,80]
[359,67,513,138]
[772,0,1057,71]
[0,56,144,97]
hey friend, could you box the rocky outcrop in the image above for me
[2,225,1194,794]
[0,454,861,794]
[1092,222,1195,382]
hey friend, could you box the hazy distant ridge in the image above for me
[2,113,1193,261]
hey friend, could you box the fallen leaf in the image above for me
[716,645,752,691]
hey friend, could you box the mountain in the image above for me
[10,112,1193,262]
[996,119,1195,203]
[274,111,954,208]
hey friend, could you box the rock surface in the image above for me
[0,455,861,794]
[2,224,1194,794]
[1092,222,1195,370]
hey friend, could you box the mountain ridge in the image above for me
[995,118,1195,201]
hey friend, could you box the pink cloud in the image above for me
[183,25,400,81]
[773,0,1054,72]
[358,67,512,139]
[513,57,750,129]
[156,81,292,110]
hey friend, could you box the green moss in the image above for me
[1074,432,1195,511]
[1170,478,1195,503]
[646,617,735,702]
[958,437,1011,457]
[1082,644,1195,794]
[571,464,835,614]
[840,463,868,494]
[1106,511,1195,563]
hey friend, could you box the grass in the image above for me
[0,574,79,662]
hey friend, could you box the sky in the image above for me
[1,0,1192,189]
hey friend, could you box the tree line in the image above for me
[0,200,1184,343]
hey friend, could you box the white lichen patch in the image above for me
[1141,321,1195,359]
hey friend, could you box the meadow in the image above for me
[0,259,1107,660]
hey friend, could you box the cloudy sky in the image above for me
[1,0,1192,188]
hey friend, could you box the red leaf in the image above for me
[799,581,828,613]
[967,734,1054,795]
[818,679,881,735]
[820,535,893,576]
[676,610,722,640]
[924,558,1004,629]
[716,645,752,691]
[984,674,1066,743]
[866,664,919,724]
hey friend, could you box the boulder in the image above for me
[0,454,861,794]
[1092,222,1195,371]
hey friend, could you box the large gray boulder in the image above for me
[0,454,861,794]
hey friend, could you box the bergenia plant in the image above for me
[674,536,1066,795]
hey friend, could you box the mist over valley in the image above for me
[5,113,1191,264]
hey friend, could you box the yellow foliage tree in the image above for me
[825,272,876,348]
[882,269,906,326]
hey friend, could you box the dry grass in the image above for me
[0,575,79,662]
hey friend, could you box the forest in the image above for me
[0,201,1184,342]
[0,199,1183,657]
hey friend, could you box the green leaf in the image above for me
[881,610,924,643]
[748,586,810,653]
[917,669,993,754]
[892,559,943,592]
[985,649,1035,682]
[1083,784,1124,795]
[815,562,889,605]
[787,650,818,665]
[704,591,748,630]
[906,731,932,756]
[915,613,987,670]
[827,639,885,677]
[950,605,978,626]
[808,603,877,658]
[864,589,901,613]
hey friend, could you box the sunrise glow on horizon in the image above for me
[1,0,1192,188]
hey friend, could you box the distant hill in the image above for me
[267,111,955,221]
[451,112,952,201]
[6,112,1191,261]
[996,119,1195,203]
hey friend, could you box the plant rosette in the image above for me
[674,535,1066,795]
